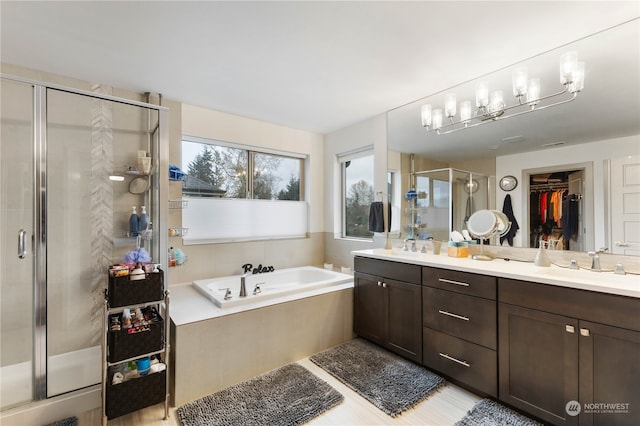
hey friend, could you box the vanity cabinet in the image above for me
[499,278,640,426]
[422,268,498,397]
[354,257,422,362]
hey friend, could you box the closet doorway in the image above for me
[524,163,593,252]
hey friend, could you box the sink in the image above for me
[535,266,638,286]
[372,248,423,257]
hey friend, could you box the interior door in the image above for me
[610,155,640,255]
[0,79,35,409]
[568,170,584,252]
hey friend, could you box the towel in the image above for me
[368,202,384,232]
[500,194,520,246]
[368,202,393,233]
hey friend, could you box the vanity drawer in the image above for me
[423,287,497,349]
[355,256,421,285]
[423,327,497,397]
[423,267,496,300]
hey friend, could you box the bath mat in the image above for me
[454,399,543,426]
[310,338,445,417]
[44,416,78,426]
[177,363,343,426]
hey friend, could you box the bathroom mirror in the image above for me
[387,20,640,255]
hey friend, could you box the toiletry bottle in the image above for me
[168,247,176,267]
[129,206,139,237]
[138,205,150,233]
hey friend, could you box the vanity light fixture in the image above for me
[421,51,585,135]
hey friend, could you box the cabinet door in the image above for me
[353,272,385,346]
[579,321,640,426]
[499,303,579,426]
[386,279,422,362]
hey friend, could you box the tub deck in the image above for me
[191,266,353,310]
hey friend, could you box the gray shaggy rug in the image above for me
[310,338,445,417]
[455,399,543,426]
[44,417,78,426]
[177,363,343,426]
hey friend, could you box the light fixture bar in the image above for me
[435,87,576,135]
[421,51,584,136]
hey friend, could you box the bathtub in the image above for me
[192,266,352,308]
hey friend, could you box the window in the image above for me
[339,149,374,239]
[182,138,303,200]
[181,137,307,244]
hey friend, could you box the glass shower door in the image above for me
[45,88,158,396]
[0,79,34,409]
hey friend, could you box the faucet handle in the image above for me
[253,282,263,295]
[569,259,579,270]
[614,263,626,275]
[223,288,233,300]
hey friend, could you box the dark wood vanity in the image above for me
[353,255,640,426]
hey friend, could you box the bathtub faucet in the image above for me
[240,274,248,297]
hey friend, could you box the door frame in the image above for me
[522,162,594,252]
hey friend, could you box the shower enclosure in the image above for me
[0,75,168,412]
[405,168,492,242]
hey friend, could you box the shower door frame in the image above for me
[1,73,169,404]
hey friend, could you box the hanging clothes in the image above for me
[500,194,519,246]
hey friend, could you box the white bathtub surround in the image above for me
[193,266,352,308]
[170,277,353,406]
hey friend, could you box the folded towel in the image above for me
[369,202,384,233]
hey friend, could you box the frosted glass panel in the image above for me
[183,198,308,244]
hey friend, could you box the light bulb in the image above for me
[489,90,504,113]
[421,104,432,128]
[527,78,541,106]
[432,109,443,130]
[444,93,457,119]
[460,101,472,123]
[560,51,578,85]
[568,62,585,93]
[475,82,489,108]
[512,67,528,97]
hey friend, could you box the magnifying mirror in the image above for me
[467,210,511,260]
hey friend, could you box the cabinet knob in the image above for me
[377,281,382,287]
[565,325,575,333]
[580,328,590,337]
[382,282,387,288]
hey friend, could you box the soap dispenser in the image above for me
[129,206,139,237]
[138,205,150,233]
[534,243,551,267]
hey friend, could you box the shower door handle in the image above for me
[18,229,27,259]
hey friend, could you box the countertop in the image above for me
[352,249,640,299]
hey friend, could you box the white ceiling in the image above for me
[1,1,639,136]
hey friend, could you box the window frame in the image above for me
[182,135,305,201]
[338,147,374,240]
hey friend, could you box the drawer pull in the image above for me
[438,310,469,321]
[439,352,470,367]
[438,278,470,287]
